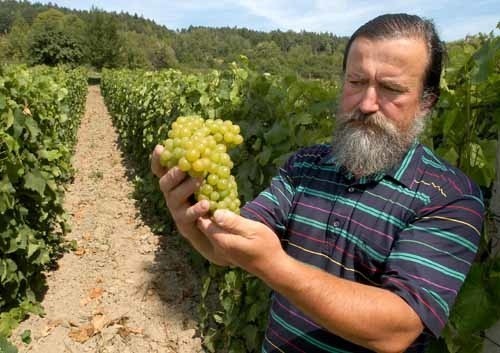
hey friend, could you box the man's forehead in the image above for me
[345,36,429,73]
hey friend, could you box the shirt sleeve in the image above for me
[380,190,484,337]
[240,153,298,238]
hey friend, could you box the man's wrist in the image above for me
[255,250,298,291]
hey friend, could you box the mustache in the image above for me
[339,110,398,134]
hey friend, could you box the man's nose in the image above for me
[359,86,379,114]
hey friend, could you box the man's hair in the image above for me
[342,13,445,105]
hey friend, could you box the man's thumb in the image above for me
[213,209,246,233]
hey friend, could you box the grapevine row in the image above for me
[0,65,87,341]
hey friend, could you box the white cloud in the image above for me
[234,0,453,34]
[39,0,500,39]
[224,0,498,39]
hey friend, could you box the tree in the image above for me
[3,14,30,63]
[248,41,284,74]
[150,39,178,69]
[117,31,151,69]
[86,8,122,69]
[28,9,85,66]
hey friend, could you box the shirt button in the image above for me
[333,220,340,227]
[347,187,355,193]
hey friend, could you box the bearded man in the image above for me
[151,13,484,353]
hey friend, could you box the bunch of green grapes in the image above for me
[159,115,244,214]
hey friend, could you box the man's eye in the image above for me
[349,80,363,85]
[382,85,403,93]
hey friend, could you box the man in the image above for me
[151,14,484,353]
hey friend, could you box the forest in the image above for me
[0,0,347,79]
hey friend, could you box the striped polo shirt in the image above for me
[241,142,484,353]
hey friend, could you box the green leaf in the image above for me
[0,336,18,353]
[256,146,272,166]
[1,110,14,130]
[246,303,259,322]
[23,117,40,140]
[425,338,449,353]
[230,85,240,104]
[24,170,46,196]
[20,330,31,344]
[225,271,237,288]
[202,277,211,299]
[243,324,258,350]
[27,242,42,260]
[263,122,288,145]
[199,95,210,106]
[213,313,223,324]
[442,108,459,136]
[294,112,313,125]
[437,146,459,166]
[450,264,497,334]
[0,94,6,110]
[38,149,61,161]
[0,176,15,213]
[468,143,485,168]
[0,134,17,152]
[235,68,248,80]
[472,38,499,84]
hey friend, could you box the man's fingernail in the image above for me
[199,200,209,210]
[213,210,228,224]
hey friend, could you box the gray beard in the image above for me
[331,110,426,177]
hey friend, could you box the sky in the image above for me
[37,0,499,41]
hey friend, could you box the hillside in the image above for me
[0,0,348,79]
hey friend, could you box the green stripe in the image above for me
[275,173,294,196]
[422,156,448,172]
[389,252,465,281]
[423,288,450,315]
[294,161,340,172]
[300,174,348,188]
[394,143,417,180]
[379,179,430,204]
[407,225,478,253]
[365,190,416,215]
[297,186,407,229]
[290,214,386,262]
[294,174,416,214]
[422,146,456,175]
[465,194,484,207]
[261,191,280,206]
[271,309,351,353]
[396,239,471,266]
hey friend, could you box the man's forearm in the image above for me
[256,253,423,353]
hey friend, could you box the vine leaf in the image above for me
[24,170,46,196]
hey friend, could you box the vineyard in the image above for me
[1,30,500,353]
[0,65,87,349]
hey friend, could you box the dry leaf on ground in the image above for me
[69,324,94,343]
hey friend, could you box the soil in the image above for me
[12,86,204,353]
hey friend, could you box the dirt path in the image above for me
[13,86,203,353]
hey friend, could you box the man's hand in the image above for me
[197,210,286,276]
[151,144,230,266]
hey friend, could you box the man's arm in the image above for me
[197,210,423,353]
[262,250,423,353]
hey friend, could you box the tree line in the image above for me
[0,0,347,80]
